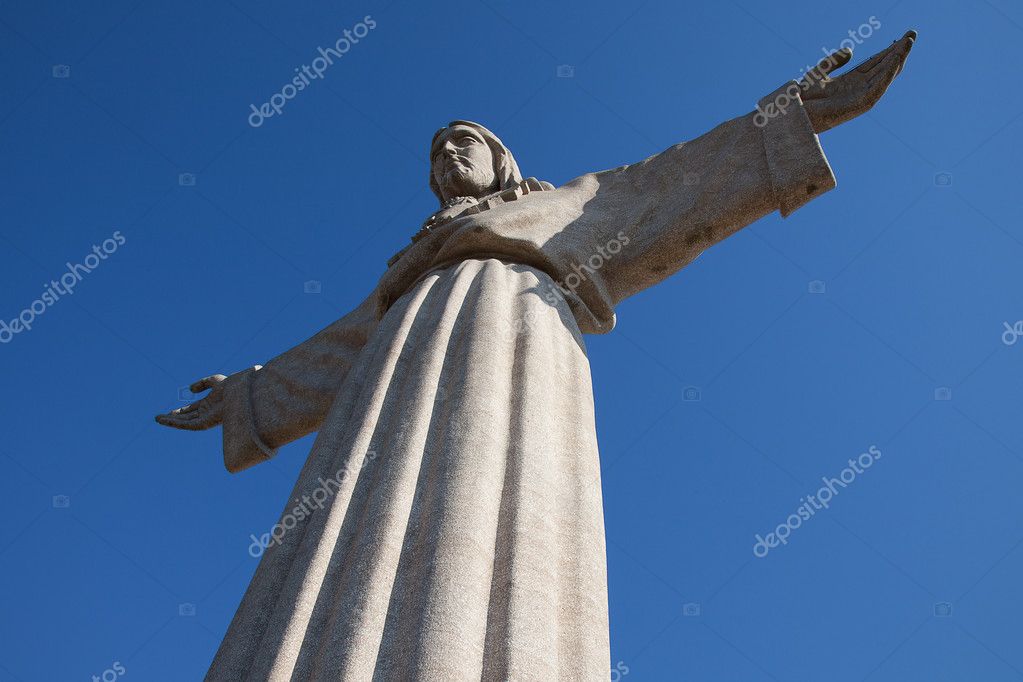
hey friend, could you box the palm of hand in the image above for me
[802,30,916,133]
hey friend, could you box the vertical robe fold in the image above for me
[206,82,836,680]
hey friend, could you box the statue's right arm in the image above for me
[156,289,381,473]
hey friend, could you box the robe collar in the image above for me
[387,177,554,267]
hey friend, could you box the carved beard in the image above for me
[437,159,497,201]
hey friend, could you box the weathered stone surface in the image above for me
[156,32,915,680]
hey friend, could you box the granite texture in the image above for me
[153,31,918,680]
[207,84,835,680]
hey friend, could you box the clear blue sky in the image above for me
[2,0,1021,680]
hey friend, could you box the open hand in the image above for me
[802,30,917,133]
[155,374,227,430]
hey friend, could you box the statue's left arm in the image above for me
[545,33,915,309]
[156,289,381,473]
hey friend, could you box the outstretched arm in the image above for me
[156,290,381,472]
[540,31,916,311]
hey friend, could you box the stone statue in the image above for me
[157,33,916,681]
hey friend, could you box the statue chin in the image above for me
[439,170,496,202]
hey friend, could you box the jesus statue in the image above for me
[157,32,916,681]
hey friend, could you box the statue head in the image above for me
[429,121,522,205]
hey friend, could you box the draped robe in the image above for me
[205,83,837,681]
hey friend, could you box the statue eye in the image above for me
[457,136,477,145]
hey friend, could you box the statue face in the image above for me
[431,125,498,201]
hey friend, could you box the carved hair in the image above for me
[429,120,523,205]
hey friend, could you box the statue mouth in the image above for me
[438,152,470,169]
[443,160,474,179]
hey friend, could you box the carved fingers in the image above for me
[190,374,227,394]
[855,30,916,76]
[800,47,853,99]
[155,374,227,431]
[804,30,916,133]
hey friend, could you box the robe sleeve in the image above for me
[218,290,380,473]
[547,81,837,307]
